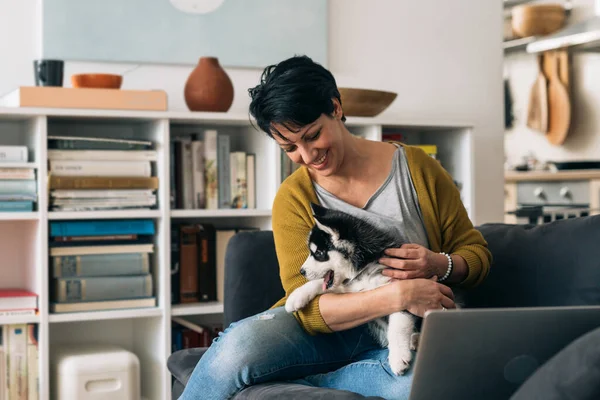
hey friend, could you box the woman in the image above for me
[179,55,491,400]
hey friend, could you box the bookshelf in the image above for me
[0,106,474,400]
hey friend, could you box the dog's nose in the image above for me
[300,268,306,276]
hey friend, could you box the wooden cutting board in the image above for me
[526,53,548,133]
[544,50,571,146]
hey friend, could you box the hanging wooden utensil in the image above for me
[526,53,548,133]
[546,50,571,146]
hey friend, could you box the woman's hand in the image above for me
[388,277,456,317]
[379,243,448,280]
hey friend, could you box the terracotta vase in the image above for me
[184,57,234,112]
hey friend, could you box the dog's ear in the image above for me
[310,202,327,218]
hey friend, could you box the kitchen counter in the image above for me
[505,169,600,182]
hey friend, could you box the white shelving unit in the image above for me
[0,106,474,400]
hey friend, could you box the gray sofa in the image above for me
[168,215,600,399]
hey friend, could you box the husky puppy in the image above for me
[285,203,419,375]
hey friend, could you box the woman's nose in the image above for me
[298,145,317,165]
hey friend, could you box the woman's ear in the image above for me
[332,98,343,119]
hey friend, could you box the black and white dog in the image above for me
[285,203,419,375]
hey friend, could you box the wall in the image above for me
[0,0,504,224]
[504,0,600,166]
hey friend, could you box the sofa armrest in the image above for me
[167,347,208,387]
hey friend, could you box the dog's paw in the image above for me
[388,345,412,376]
[410,332,420,351]
[285,290,310,313]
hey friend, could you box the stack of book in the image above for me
[0,145,37,212]
[0,289,38,318]
[47,136,158,211]
[48,219,157,313]
[0,323,38,399]
[170,129,256,210]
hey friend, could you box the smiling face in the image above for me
[271,99,346,178]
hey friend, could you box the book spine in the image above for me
[0,181,37,196]
[170,223,180,304]
[203,130,218,210]
[0,147,27,163]
[191,141,205,209]
[49,160,151,177]
[0,202,33,212]
[179,225,200,303]
[217,136,230,209]
[181,140,194,209]
[0,326,5,400]
[8,324,27,400]
[0,169,35,180]
[197,224,217,302]
[169,139,176,209]
[52,253,150,278]
[48,176,158,190]
[47,150,157,161]
[246,154,256,209]
[53,275,153,302]
[49,219,155,237]
[26,325,37,400]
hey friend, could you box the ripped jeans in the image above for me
[178,306,414,400]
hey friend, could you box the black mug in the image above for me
[34,60,64,87]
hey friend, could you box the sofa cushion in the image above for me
[510,326,600,400]
[465,215,600,308]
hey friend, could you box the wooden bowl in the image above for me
[511,4,566,38]
[71,74,123,89]
[339,88,397,117]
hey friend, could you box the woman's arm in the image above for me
[320,278,457,332]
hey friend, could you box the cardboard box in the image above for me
[0,86,168,111]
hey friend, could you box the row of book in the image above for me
[170,130,256,210]
[0,324,39,399]
[0,145,37,212]
[48,219,157,313]
[172,321,223,353]
[47,136,158,211]
[171,223,258,305]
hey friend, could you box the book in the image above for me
[0,201,34,212]
[0,86,167,111]
[49,243,154,257]
[191,140,206,209]
[229,152,247,209]
[49,297,156,313]
[246,154,256,209]
[48,176,158,190]
[0,169,34,180]
[7,324,27,399]
[47,149,157,161]
[26,325,38,400]
[0,180,37,196]
[52,274,153,303]
[203,130,218,209]
[217,135,230,209]
[0,290,37,311]
[51,252,150,278]
[0,147,27,163]
[49,219,155,237]
[48,160,152,177]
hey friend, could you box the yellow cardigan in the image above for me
[270,143,492,335]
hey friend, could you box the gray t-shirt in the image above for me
[313,145,430,248]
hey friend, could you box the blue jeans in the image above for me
[178,307,414,400]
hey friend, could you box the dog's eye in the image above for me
[313,250,328,262]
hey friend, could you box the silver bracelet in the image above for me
[438,252,453,282]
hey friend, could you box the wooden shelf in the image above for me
[0,212,39,221]
[49,307,163,323]
[171,302,224,316]
[171,209,271,218]
[0,314,40,325]
[48,210,162,220]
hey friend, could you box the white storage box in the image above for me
[51,344,140,400]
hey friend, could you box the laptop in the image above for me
[408,305,600,400]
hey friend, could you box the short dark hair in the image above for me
[248,55,345,140]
